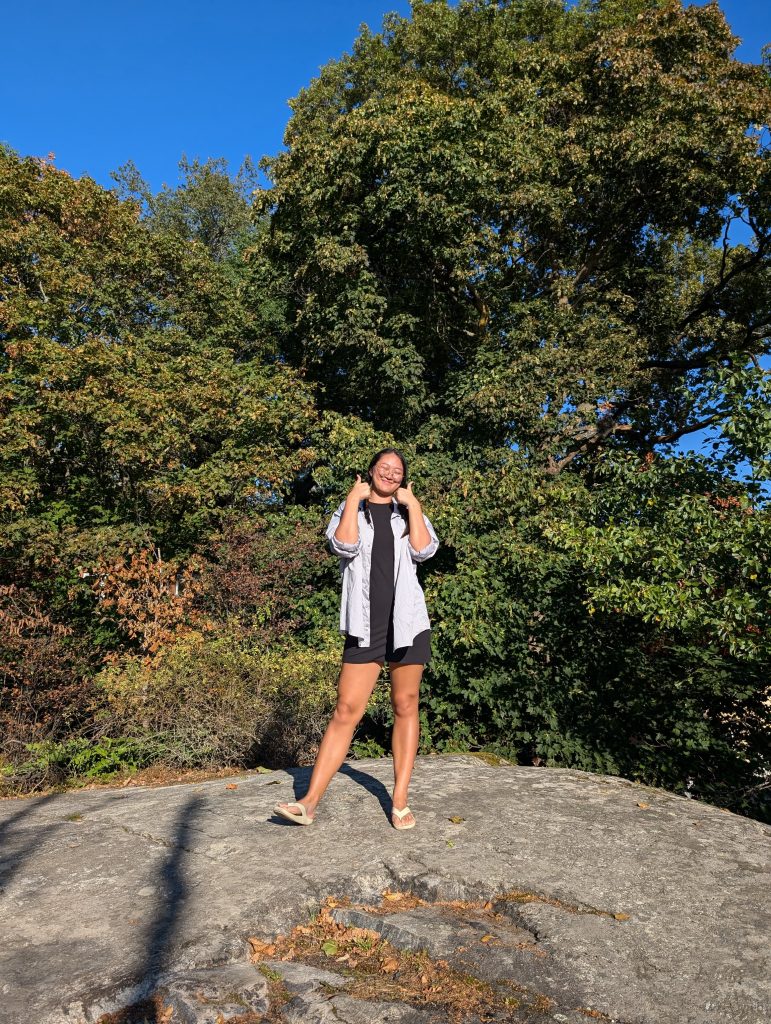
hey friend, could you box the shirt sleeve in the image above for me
[407,512,439,562]
[326,501,362,558]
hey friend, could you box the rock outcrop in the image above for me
[1,755,768,1023]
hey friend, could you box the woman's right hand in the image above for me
[347,473,371,503]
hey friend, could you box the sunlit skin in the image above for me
[277,456,430,828]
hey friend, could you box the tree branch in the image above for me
[544,410,724,476]
[676,238,767,334]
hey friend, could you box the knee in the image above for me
[392,693,419,718]
[333,699,362,727]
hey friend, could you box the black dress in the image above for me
[342,501,431,665]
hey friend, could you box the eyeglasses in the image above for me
[375,465,403,481]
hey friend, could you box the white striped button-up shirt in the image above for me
[325,498,439,649]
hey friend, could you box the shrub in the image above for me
[0,734,167,793]
[93,625,343,769]
[0,584,100,762]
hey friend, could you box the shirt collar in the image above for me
[360,497,402,516]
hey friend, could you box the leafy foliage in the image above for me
[111,154,261,262]
[252,0,771,473]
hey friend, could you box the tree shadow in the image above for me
[1,789,208,1020]
[132,792,207,989]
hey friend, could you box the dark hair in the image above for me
[363,448,410,536]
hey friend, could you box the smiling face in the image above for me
[370,454,405,498]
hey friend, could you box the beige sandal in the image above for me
[391,805,416,830]
[274,801,315,826]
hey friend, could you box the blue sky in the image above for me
[2,1,767,192]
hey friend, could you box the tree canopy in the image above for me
[253,0,770,476]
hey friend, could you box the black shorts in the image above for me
[342,627,432,666]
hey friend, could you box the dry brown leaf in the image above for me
[613,913,631,921]
[225,783,238,790]
[480,934,495,943]
[382,957,399,973]
[636,801,650,809]
[247,937,276,959]
[383,891,403,901]
[448,816,465,824]
[347,927,380,943]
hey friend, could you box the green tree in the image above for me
[0,145,322,771]
[0,146,317,589]
[252,0,770,472]
[111,154,260,263]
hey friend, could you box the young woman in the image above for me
[274,448,439,830]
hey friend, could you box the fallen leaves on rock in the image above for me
[244,894,514,1021]
[496,889,627,919]
[247,937,276,959]
[93,993,185,1024]
[380,889,425,909]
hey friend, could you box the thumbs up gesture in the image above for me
[396,481,419,509]
[349,473,371,502]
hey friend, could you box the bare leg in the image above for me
[389,662,424,827]
[276,660,383,820]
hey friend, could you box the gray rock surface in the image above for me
[281,991,434,1024]
[260,959,351,993]
[1,754,769,1024]
[153,963,269,1023]
[330,903,536,957]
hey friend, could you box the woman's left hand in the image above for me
[396,481,419,507]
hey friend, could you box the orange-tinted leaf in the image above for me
[247,937,276,959]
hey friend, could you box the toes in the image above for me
[392,809,415,827]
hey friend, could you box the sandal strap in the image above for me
[392,805,412,819]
